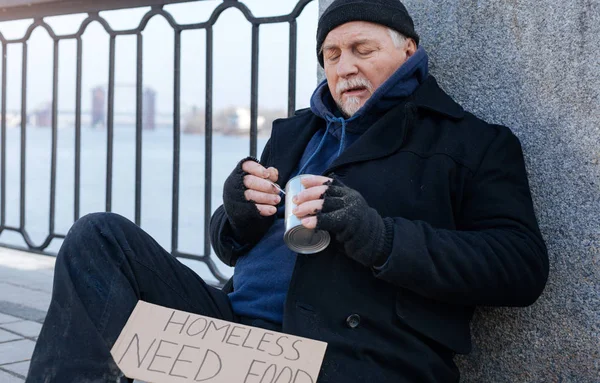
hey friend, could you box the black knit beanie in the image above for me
[317,0,420,67]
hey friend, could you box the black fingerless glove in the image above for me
[222,157,275,244]
[316,179,394,267]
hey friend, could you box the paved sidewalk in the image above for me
[0,246,214,382]
[0,248,53,382]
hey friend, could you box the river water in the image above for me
[1,125,268,283]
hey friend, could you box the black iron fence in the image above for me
[0,0,315,285]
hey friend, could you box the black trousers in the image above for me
[26,212,276,382]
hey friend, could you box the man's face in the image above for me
[322,21,416,117]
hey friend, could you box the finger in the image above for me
[293,185,329,204]
[321,195,346,211]
[242,160,271,179]
[265,167,279,183]
[245,189,281,205]
[300,216,318,230]
[256,204,277,217]
[244,175,281,194]
[322,184,347,198]
[315,209,345,232]
[301,175,333,188]
[293,199,324,219]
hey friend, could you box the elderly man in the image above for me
[28,0,548,382]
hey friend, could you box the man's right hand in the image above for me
[240,160,281,217]
[222,157,281,243]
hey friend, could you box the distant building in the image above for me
[218,107,265,135]
[183,106,287,136]
[143,89,156,130]
[183,106,205,134]
[32,103,51,127]
[91,85,156,129]
[0,113,22,128]
[91,86,105,128]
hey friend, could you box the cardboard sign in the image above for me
[111,301,328,383]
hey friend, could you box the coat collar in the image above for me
[410,75,464,120]
[325,75,465,173]
[270,75,465,182]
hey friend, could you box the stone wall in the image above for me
[319,0,600,381]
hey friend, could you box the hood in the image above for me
[297,47,429,175]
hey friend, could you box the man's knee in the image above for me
[60,213,136,261]
[68,212,133,238]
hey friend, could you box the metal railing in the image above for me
[0,0,315,285]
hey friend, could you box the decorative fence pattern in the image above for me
[0,0,314,285]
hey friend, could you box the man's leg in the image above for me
[26,213,234,382]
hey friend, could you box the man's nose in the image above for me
[336,52,359,78]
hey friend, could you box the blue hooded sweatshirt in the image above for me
[229,47,429,324]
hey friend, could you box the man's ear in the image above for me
[405,38,417,57]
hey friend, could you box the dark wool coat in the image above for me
[210,76,549,382]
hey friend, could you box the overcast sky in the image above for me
[0,0,319,115]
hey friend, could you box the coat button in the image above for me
[346,314,361,328]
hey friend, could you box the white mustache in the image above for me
[336,77,374,96]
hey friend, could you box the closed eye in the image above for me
[356,47,376,56]
[325,52,340,62]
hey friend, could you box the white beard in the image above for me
[335,77,373,117]
[337,96,362,117]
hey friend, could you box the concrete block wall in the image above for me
[319,0,600,381]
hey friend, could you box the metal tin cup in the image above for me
[284,175,330,254]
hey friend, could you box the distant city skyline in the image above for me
[0,0,319,116]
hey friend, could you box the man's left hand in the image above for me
[292,176,393,267]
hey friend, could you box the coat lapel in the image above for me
[269,110,323,185]
[269,76,465,180]
[325,102,410,175]
[326,75,465,174]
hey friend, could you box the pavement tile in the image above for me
[0,248,56,271]
[0,270,54,296]
[0,283,51,313]
[0,329,22,343]
[2,360,29,378]
[0,249,55,299]
[0,313,21,325]
[0,369,24,382]
[0,339,36,365]
[0,321,42,338]
[0,302,46,324]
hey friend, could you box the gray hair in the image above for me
[388,28,408,48]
